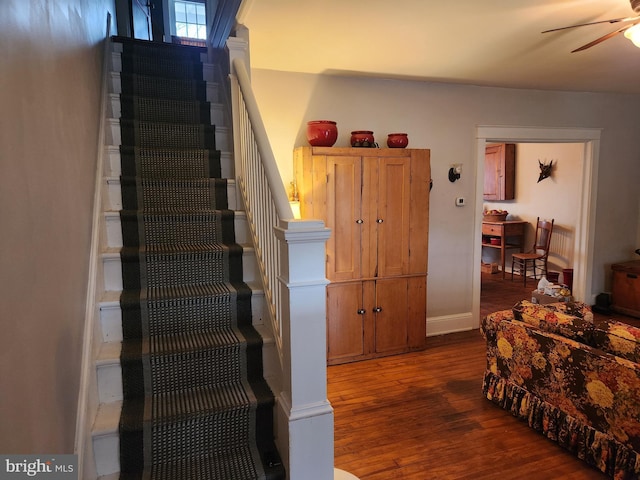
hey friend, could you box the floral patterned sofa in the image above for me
[482,300,640,479]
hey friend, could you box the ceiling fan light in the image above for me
[623,24,640,48]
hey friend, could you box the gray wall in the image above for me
[0,0,115,453]
[249,69,640,321]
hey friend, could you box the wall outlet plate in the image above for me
[455,197,465,206]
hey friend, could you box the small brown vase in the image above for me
[350,130,375,147]
[387,133,409,148]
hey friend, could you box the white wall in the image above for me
[482,143,583,278]
[249,69,640,324]
[0,0,115,454]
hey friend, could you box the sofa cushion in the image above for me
[512,300,594,343]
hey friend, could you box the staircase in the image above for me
[91,37,284,480]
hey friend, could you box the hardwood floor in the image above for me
[480,271,640,326]
[328,273,639,479]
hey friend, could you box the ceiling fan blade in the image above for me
[571,22,638,52]
[542,15,640,33]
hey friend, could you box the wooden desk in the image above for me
[482,221,527,278]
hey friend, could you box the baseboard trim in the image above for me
[426,312,474,337]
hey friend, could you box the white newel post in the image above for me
[228,25,251,79]
[274,219,334,480]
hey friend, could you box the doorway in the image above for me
[481,142,583,282]
[115,0,163,40]
[472,126,602,329]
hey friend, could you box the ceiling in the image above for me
[238,0,640,95]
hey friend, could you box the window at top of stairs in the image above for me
[174,0,206,40]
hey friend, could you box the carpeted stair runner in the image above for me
[114,37,284,480]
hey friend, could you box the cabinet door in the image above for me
[483,144,502,201]
[373,276,426,355]
[323,156,363,281]
[408,149,430,275]
[327,282,368,364]
[484,143,515,201]
[361,155,411,278]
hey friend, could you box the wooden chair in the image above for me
[511,218,554,286]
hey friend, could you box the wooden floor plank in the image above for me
[328,273,636,479]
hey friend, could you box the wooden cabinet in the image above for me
[484,143,515,201]
[326,277,426,364]
[611,261,640,318]
[295,146,430,364]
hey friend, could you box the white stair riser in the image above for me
[93,433,119,477]
[102,256,120,292]
[104,211,250,248]
[105,119,230,152]
[261,338,280,384]
[97,362,122,404]
[223,152,236,180]
[104,146,234,180]
[104,178,237,211]
[243,252,259,284]
[95,342,122,404]
[109,72,219,103]
[100,299,122,343]
[104,213,122,250]
[92,401,122,477]
[107,94,226,126]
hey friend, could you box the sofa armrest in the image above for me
[481,309,514,339]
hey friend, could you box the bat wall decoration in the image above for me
[538,159,554,183]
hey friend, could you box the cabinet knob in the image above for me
[376,218,384,224]
[356,219,364,224]
[357,309,366,315]
[373,307,382,313]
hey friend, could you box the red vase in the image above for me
[387,133,409,148]
[306,120,338,147]
[350,130,375,147]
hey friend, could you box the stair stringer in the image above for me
[74,14,113,480]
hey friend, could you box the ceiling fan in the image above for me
[543,0,640,52]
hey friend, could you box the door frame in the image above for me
[472,126,602,328]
